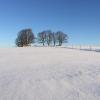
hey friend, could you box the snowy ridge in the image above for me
[61,45,100,52]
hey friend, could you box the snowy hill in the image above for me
[0,47,100,100]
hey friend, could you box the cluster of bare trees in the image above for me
[16,29,68,47]
[38,30,68,46]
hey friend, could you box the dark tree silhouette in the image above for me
[45,30,53,46]
[38,31,46,46]
[56,31,68,46]
[16,29,35,47]
[38,30,53,46]
[37,30,68,46]
[52,32,56,46]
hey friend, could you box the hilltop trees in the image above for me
[52,32,56,46]
[16,29,35,47]
[37,30,68,46]
[38,30,53,46]
[38,31,46,46]
[45,30,53,46]
[56,31,68,46]
[15,29,68,47]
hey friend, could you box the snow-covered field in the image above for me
[0,47,100,100]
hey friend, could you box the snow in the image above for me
[64,45,100,52]
[0,47,100,100]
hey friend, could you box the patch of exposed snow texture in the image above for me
[0,47,100,100]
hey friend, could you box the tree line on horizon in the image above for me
[15,28,68,47]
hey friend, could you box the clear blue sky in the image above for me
[0,0,100,47]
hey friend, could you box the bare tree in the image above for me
[45,30,53,46]
[16,29,35,47]
[56,31,68,46]
[38,30,68,46]
[52,32,56,46]
[38,30,53,46]
[38,31,46,46]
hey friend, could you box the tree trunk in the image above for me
[43,42,44,46]
[54,41,55,46]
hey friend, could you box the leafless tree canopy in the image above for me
[38,31,46,46]
[16,29,35,47]
[56,31,68,46]
[15,29,68,47]
[38,30,68,46]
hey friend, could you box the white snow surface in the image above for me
[0,47,100,100]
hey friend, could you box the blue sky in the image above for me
[0,0,100,47]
